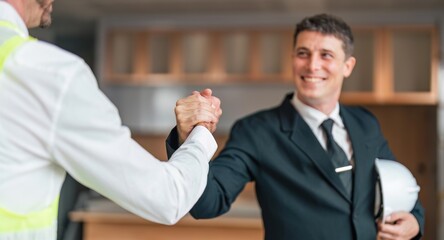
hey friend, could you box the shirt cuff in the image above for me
[185,125,217,161]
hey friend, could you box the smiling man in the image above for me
[170,14,424,239]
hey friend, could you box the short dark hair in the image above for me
[293,14,354,58]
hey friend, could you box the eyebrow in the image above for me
[294,47,309,51]
[320,48,335,54]
[294,47,335,53]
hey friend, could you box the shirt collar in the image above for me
[0,1,30,37]
[291,94,344,131]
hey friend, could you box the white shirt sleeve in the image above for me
[50,61,217,224]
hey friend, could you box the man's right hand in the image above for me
[175,89,222,145]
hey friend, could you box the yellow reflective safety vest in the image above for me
[0,20,60,240]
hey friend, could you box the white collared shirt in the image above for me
[292,95,353,162]
[0,0,217,226]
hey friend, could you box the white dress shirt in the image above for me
[292,95,353,163]
[0,0,216,226]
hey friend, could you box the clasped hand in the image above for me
[175,88,222,145]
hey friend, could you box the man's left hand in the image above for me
[377,212,419,240]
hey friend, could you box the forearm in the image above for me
[167,127,233,219]
[161,126,217,223]
[131,126,216,224]
[189,170,233,219]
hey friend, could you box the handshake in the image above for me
[175,88,222,145]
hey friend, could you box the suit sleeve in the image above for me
[166,120,258,218]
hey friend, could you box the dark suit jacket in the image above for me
[167,93,425,240]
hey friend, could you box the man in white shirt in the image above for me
[0,0,222,239]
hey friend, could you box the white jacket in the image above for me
[0,0,216,234]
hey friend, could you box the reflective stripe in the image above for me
[0,221,57,240]
[0,196,59,233]
[0,35,35,72]
[0,21,22,34]
[0,21,35,72]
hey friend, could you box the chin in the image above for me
[40,19,52,28]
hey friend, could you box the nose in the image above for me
[308,55,321,72]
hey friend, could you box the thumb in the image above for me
[386,212,408,223]
[200,88,213,98]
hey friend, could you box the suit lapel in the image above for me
[279,94,351,202]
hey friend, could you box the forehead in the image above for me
[295,31,344,53]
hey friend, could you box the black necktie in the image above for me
[321,119,352,197]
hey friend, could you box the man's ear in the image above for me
[343,56,356,78]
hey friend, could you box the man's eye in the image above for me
[322,53,333,59]
[296,51,309,57]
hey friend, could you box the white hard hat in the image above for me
[374,158,420,221]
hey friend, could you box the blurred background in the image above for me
[29,0,444,239]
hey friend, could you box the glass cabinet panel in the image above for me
[182,33,210,73]
[260,33,283,74]
[224,33,250,74]
[111,32,134,74]
[393,31,431,92]
[149,34,171,74]
[343,30,374,92]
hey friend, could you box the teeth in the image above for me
[304,77,322,83]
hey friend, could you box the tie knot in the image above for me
[321,118,334,135]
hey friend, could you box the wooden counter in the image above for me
[69,195,263,240]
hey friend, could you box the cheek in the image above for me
[325,62,343,76]
[292,60,304,72]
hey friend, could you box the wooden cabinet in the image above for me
[71,212,263,240]
[103,29,293,85]
[100,25,439,105]
[342,26,439,104]
[70,192,262,240]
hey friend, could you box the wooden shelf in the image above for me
[99,25,439,105]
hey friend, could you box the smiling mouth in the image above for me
[302,76,326,83]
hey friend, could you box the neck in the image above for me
[5,0,24,22]
[5,0,34,28]
[297,95,338,116]
[314,103,337,116]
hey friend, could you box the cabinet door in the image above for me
[109,31,135,75]
[258,31,293,83]
[392,30,432,92]
[182,32,210,74]
[387,27,438,104]
[223,32,251,75]
[260,33,283,75]
[343,29,375,92]
[148,34,171,74]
